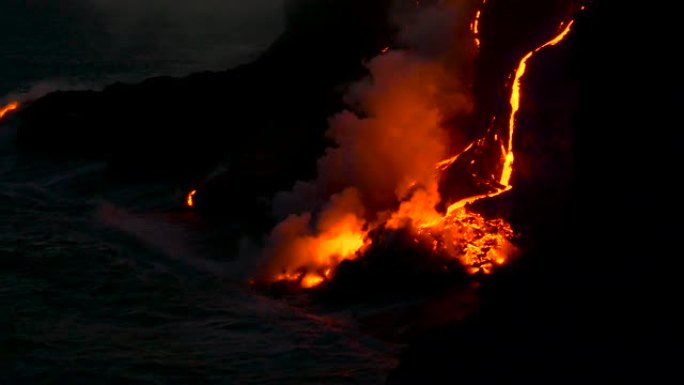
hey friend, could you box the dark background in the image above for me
[390,1,684,383]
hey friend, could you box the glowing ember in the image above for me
[186,190,197,208]
[267,9,577,289]
[471,0,487,48]
[417,209,514,275]
[0,101,19,121]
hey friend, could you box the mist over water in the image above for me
[0,0,285,98]
[0,156,398,384]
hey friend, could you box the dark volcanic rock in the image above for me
[320,228,471,302]
[15,0,395,186]
[387,2,684,384]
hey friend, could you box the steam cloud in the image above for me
[260,0,478,280]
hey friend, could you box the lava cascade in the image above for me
[261,2,577,288]
[188,1,580,288]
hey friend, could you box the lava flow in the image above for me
[186,190,197,208]
[242,3,578,289]
[403,20,576,275]
[504,20,574,186]
[0,101,19,122]
[470,0,486,48]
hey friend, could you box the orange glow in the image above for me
[471,0,487,48]
[407,19,576,274]
[186,190,197,208]
[265,189,371,288]
[503,21,575,187]
[540,21,574,49]
[387,188,444,230]
[435,142,474,171]
[416,208,514,275]
[504,51,532,186]
[315,227,368,262]
[270,222,369,288]
[301,273,325,289]
[268,12,577,288]
[381,46,390,54]
[445,186,512,216]
[0,101,19,121]
[473,11,481,34]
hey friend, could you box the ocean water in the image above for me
[0,0,284,99]
[1,2,398,383]
[0,154,398,384]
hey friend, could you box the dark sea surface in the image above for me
[0,0,284,99]
[1,1,398,383]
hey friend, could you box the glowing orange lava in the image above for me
[435,142,475,171]
[301,273,325,289]
[503,20,574,187]
[406,20,577,275]
[471,0,487,48]
[271,12,577,288]
[0,101,19,121]
[186,190,197,208]
[267,201,371,289]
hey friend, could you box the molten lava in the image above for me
[0,101,19,122]
[470,0,487,48]
[389,19,575,277]
[263,188,372,288]
[267,7,577,289]
[186,190,197,208]
[402,20,577,276]
[503,20,574,188]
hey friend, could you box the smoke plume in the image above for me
[260,1,478,281]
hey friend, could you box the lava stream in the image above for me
[267,11,577,288]
[208,5,580,289]
[392,19,577,278]
[186,190,197,208]
[470,0,487,48]
[0,101,19,121]
[502,20,575,187]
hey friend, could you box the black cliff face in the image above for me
[387,2,684,384]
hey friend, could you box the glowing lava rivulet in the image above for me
[188,3,579,289]
[0,101,19,122]
[186,190,197,208]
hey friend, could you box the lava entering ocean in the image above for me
[260,1,577,288]
[190,1,580,289]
